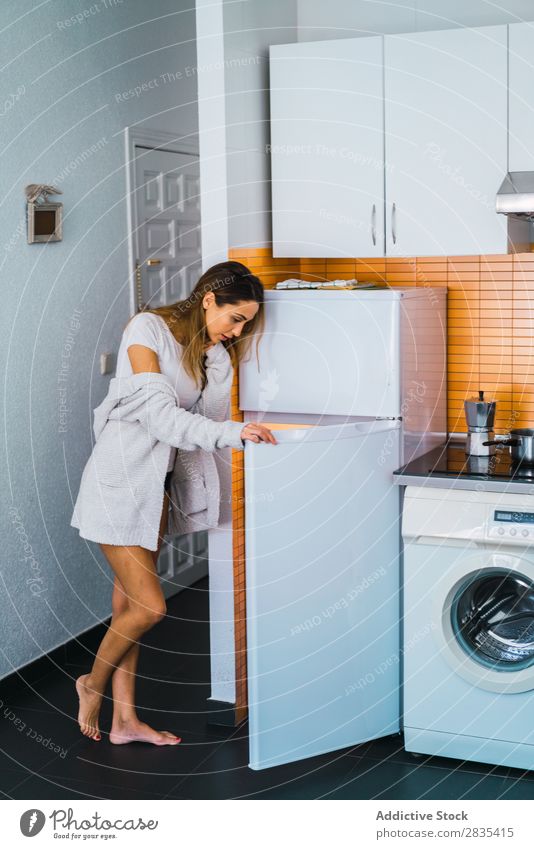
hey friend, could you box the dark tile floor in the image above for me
[2,577,534,800]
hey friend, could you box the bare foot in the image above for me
[109,718,181,746]
[75,674,102,741]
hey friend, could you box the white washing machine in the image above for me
[402,485,534,771]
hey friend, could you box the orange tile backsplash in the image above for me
[228,245,534,721]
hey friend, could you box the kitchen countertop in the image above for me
[393,440,534,495]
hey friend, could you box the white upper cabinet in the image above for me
[270,24,516,257]
[509,22,534,171]
[384,25,508,257]
[270,37,384,257]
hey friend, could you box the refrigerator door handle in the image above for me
[257,419,401,445]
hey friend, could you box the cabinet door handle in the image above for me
[371,203,377,246]
[391,202,397,245]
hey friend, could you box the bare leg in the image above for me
[109,577,141,721]
[108,491,182,744]
[109,494,169,721]
[75,541,168,741]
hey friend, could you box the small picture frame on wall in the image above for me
[27,202,63,243]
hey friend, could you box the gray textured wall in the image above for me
[223,0,298,250]
[0,0,198,680]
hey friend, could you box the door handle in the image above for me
[147,258,162,266]
[409,535,482,548]
[391,202,397,245]
[135,260,145,311]
[371,203,376,246]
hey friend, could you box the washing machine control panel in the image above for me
[488,510,534,542]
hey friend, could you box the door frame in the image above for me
[124,126,200,316]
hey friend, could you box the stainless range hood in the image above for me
[496,171,534,220]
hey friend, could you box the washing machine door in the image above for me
[435,552,534,693]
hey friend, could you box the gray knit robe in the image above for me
[70,341,245,551]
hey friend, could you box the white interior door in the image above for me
[384,25,508,257]
[245,420,401,770]
[133,145,205,594]
[270,37,384,257]
[134,147,202,308]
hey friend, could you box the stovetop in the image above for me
[394,441,534,483]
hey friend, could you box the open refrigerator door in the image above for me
[245,420,401,770]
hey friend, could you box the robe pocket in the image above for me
[171,449,211,515]
[98,481,140,516]
[98,477,138,490]
[170,472,208,515]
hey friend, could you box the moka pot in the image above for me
[464,390,496,457]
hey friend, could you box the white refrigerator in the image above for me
[239,287,447,770]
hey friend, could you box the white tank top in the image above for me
[115,312,202,472]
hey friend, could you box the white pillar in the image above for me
[196,0,229,269]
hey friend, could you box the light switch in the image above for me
[100,352,112,375]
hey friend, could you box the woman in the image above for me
[73,261,276,746]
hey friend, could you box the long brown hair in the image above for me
[124,261,265,391]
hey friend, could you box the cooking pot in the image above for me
[483,428,534,465]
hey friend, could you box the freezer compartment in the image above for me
[244,420,401,770]
[239,293,401,417]
[239,287,447,455]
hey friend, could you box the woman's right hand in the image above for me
[240,422,278,444]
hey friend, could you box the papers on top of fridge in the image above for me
[275,278,388,290]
